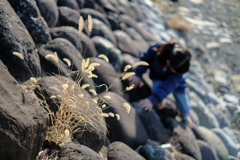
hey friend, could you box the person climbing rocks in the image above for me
[129,40,192,128]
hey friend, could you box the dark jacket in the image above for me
[135,42,188,105]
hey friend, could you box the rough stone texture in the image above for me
[80,8,111,28]
[197,126,229,160]
[108,142,145,160]
[85,19,117,46]
[50,26,97,58]
[173,152,195,160]
[0,60,48,160]
[119,14,156,42]
[8,0,51,44]
[139,144,176,160]
[92,36,123,70]
[35,0,58,28]
[58,7,80,29]
[35,76,106,152]
[114,30,140,57]
[0,0,41,82]
[197,140,218,160]
[169,119,202,160]
[212,128,238,157]
[57,0,79,11]
[132,102,169,144]
[102,92,148,149]
[59,143,104,160]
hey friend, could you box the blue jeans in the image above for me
[152,80,192,117]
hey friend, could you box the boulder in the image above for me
[114,30,140,57]
[50,26,97,58]
[108,142,145,160]
[129,2,145,22]
[57,0,79,11]
[189,110,199,125]
[0,60,48,160]
[106,13,121,30]
[132,102,169,144]
[231,109,240,131]
[85,19,117,46]
[80,8,111,28]
[35,76,106,152]
[139,144,176,160]
[173,152,195,160]
[8,0,51,44]
[197,140,218,160]
[35,0,59,28]
[58,7,80,29]
[0,0,41,82]
[170,121,202,160]
[119,14,156,42]
[92,36,123,70]
[197,126,229,160]
[76,0,85,8]
[102,92,148,149]
[212,128,238,157]
[59,143,104,160]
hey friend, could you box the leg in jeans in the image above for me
[173,89,191,117]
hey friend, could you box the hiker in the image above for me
[129,40,192,127]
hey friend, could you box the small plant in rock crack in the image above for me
[13,15,149,159]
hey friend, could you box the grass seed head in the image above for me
[126,84,135,91]
[30,77,38,84]
[85,58,90,69]
[102,104,106,109]
[78,16,84,33]
[45,52,58,63]
[115,114,120,121]
[63,58,71,67]
[124,65,132,72]
[100,113,109,117]
[50,95,56,99]
[89,89,97,96]
[123,103,131,114]
[132,61,149,68]
[13,52,24,60]
[92,99,98,104]
[81,84,90,89]
[122,72,135,80]
[98,54,109,62]
[108,112,115,117]
[103,95,111,99]
[88,15,93,33]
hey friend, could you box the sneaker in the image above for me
[182,116,193,129]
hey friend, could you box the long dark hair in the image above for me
[155,40,191,74]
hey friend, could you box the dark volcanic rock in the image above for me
[35,0,58,28]
[114,30,140,57]
[0,0,41,81]
[57,0,79,11]
[102,92,148,149]
[50,26,97,58]
[76,0,85,8]
[170,120,202,160]
[8,0,51,43]
[197,126,229,160]
[108,142,145,160]
[85,19,117,46]
[139,144,176,160]
[197,140,218,160]
[59,143,104,160]
[92,36,123,70]
[58,7,80,29]
[0,61,48,160]
[80,8,111,28]
[132,102,169,144]
[173,152,195,160]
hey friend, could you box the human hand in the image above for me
[128,76,142,88]
[139,98,153,111]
